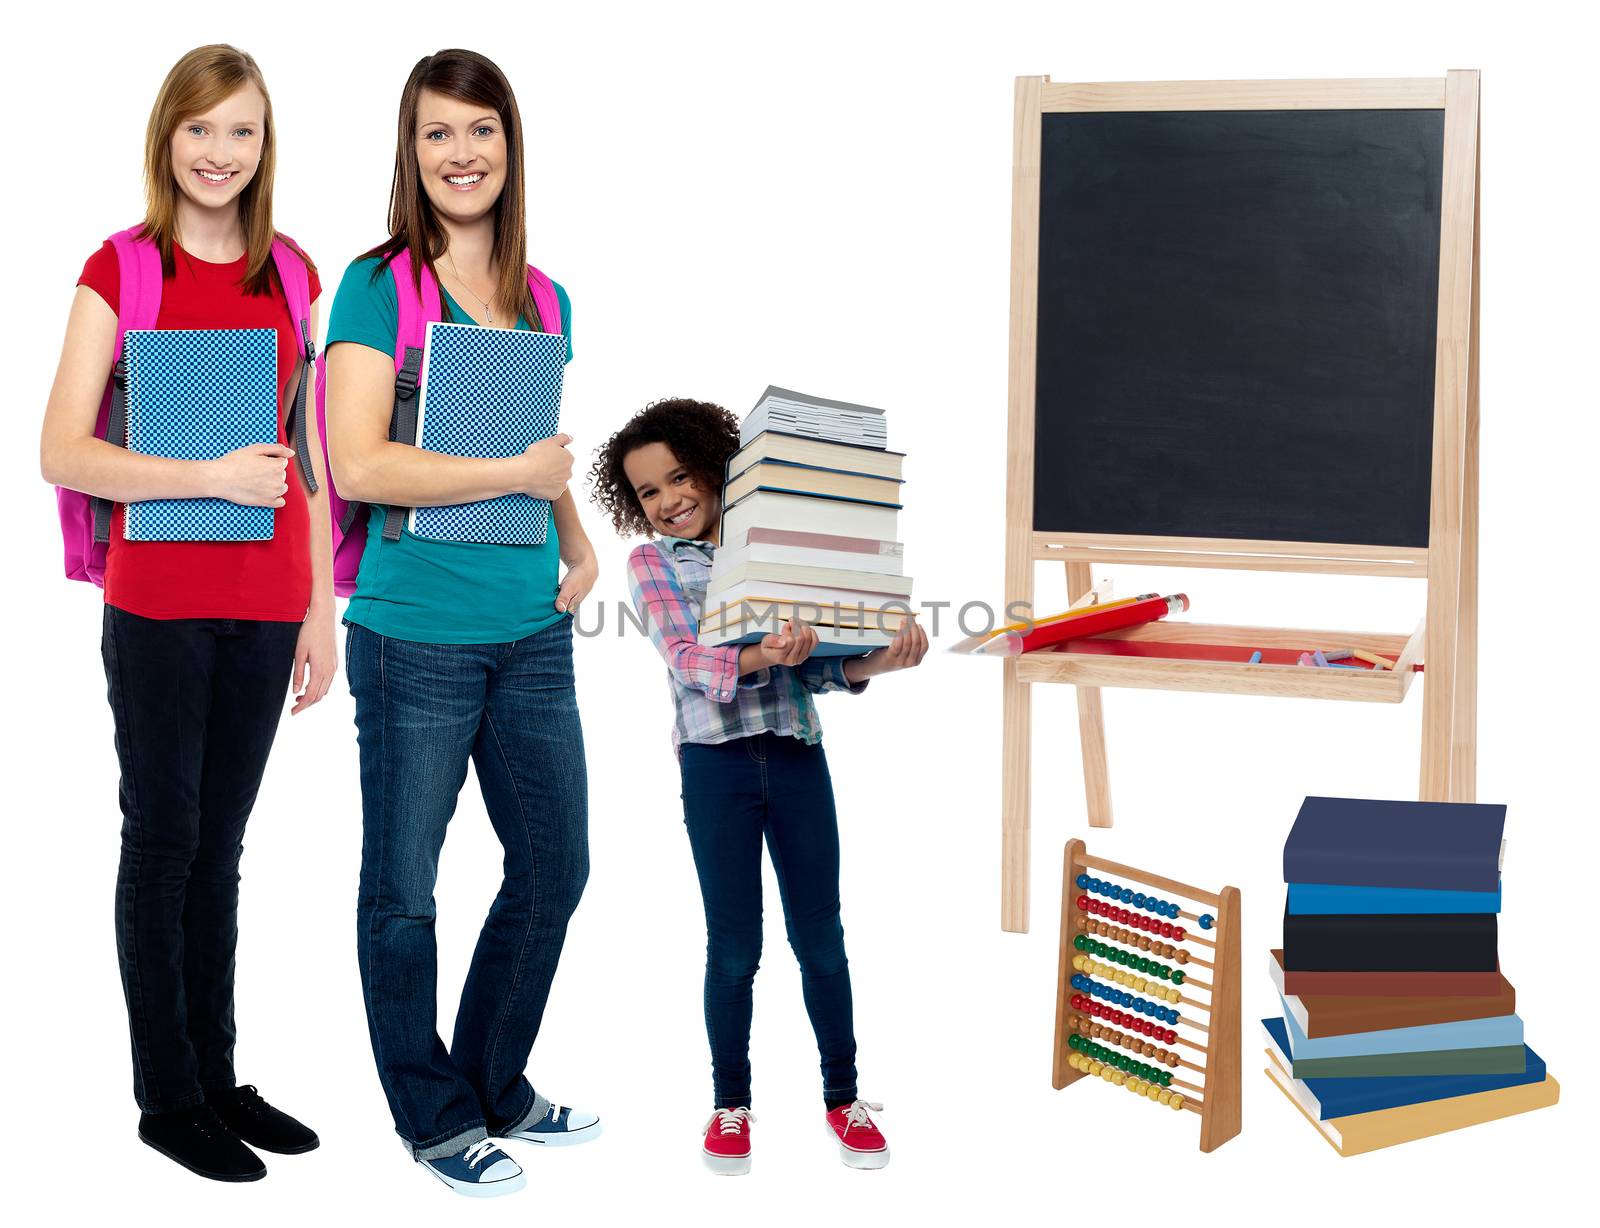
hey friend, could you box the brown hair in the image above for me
[140,44,300,295]
[366,49,539,328]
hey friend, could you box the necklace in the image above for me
[441,254,496,325]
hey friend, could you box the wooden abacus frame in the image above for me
[1002,73,1482,931]
[1053,839,1241,1152]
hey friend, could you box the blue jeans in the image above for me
[347,618,588,1159]
[679,733,858,1108]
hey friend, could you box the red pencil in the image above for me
[974,593,1189,657]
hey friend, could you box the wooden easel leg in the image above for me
[1421,71,1480,804]
[1198,885,1242,1152]
[1002,661,1031,932]
[1450,135,1482,804]
[1053,840,1088,1089]
[1065,562,1112,827]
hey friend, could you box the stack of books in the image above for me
[701,387,912,657]
[1263,797,1559,1156]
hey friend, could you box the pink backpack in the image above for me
[316,248,563,596]
[56,224,317,585]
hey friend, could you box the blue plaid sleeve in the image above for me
[796,655,869,695]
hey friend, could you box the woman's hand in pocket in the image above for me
[556,543,598,614]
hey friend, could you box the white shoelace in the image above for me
[462,1139,508,1170]
[839,1100,883,1136]
[707,1107,755,1135]
[547,1104,566,1124]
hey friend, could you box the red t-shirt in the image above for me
[79,241,322,621]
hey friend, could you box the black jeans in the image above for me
[102,605,299,1114]
[679,733,859,1109]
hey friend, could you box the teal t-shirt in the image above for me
[327,254,574,644]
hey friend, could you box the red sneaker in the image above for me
[825,1100,890,1169]
[701,1107,754,1175]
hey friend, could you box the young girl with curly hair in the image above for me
[590,398,926,1175]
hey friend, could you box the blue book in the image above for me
[1277,998,1522,1059]
[1262,1018,1541,1119]
[409,323,566,545]
[1283,797,1505,891]
[1287,881,1501,915]
[122,328,279,541]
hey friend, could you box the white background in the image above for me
[3,0,1596,1222]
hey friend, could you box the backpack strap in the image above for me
[382,250,438,541]
[526,265,562,336]
[93,227,163,544]
[271,236,319,494]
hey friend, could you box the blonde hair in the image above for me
[141,44,303,293]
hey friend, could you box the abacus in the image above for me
[1053,839,1242,1152]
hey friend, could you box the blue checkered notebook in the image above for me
[409,323,566,545]
[123,328,280,542]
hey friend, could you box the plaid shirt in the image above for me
[627,538,867,751]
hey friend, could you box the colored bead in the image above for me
[1199,913,1214,930]
[1170,1095,1184,1112]
[1076,873,1090,890]
[1133,892,1147,908]
[1175,949,1188,964]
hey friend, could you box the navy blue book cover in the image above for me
[1282,909,1498,972]
[1282,797,1505,891]
[1263,1017,1541,1119]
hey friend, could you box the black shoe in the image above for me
[209,1085,320,1155]
[139,1106,267,1182]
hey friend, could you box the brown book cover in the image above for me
[1269,949,1506,999]
[1290,977,1516,1038]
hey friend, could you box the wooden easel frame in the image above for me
[1003,74,1481,931]
[1053,839,1241,1152]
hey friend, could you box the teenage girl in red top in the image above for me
[40,45,332,1184]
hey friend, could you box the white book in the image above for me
[706,559,914,599]
[722,489,899,545]
[703,580,914,619]
[711,538,905,577]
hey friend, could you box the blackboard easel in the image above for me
[1002,73,1481,932]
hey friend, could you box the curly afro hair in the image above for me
[588,398,742,538]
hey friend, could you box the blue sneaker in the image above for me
[510,1101,602,1147]
[420,1139,525,1197]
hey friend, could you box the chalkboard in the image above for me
[1033,109,1445,547]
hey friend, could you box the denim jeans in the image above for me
[347,618,588,1159]
[101,605,300,1113]
[679,732,858,1108]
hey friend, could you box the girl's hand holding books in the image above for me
[847,621,928,682]
[741,619,819,674]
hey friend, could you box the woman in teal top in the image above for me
[324,49,598,1199]
[328,257,575,644]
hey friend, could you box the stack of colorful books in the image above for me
[1263,796,1559,1156]
[701,387,912,657]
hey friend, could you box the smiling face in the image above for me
[169,85,265,212]
[623,442,721,543]
[415,89,507,225]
